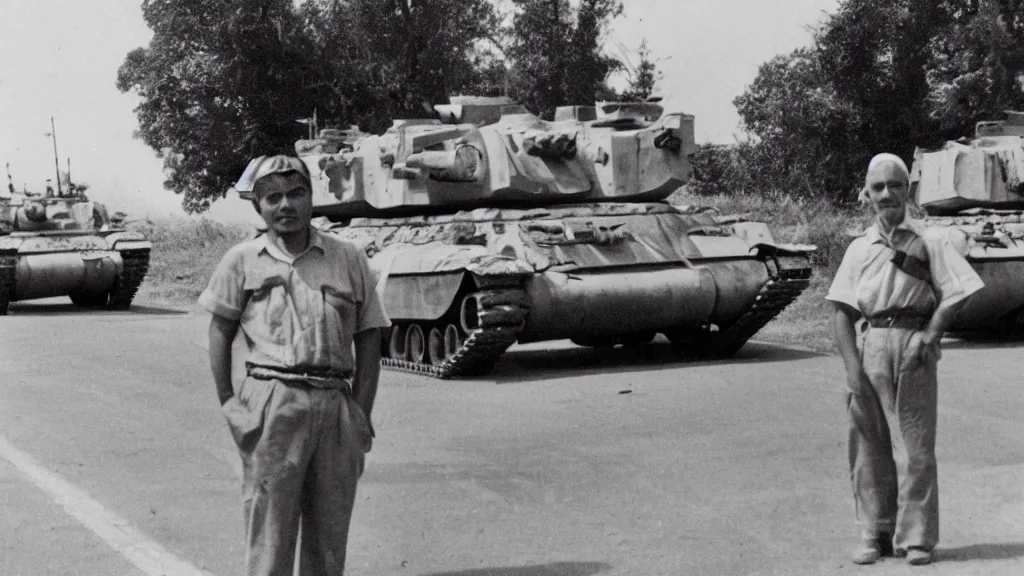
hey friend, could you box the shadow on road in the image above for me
[7,301,188,316]
[419,561,611,576]
[490,340,823,383]
[937,542,1024,562]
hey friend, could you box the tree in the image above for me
[733,48,862,198]
[118,0,502,212]
[117,0,330,212]
[619,40,662,102]
[734,0,1024,199]
[351,0,506,120]
[507,0,623,118]
[734,0,953,198]
[926,0,1024,134]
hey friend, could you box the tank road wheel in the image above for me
[443,323,464,359]
[460,295,480,333]
[388,324,408,359]
[0,250,15,316]
[427,327,446,365]
[406,323,426,364]
[427,323,466,365]
[70,291,109,308]
[380,281,530,379]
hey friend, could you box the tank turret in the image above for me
[295,97,696,218]
[908,112,1024,334]
[912,111,1024,214]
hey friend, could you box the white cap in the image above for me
[235,155,311,200]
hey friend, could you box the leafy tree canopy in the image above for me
[619,39,662,102]
[732,0,1024,199]
[506,0,623,118]
[119,0,504,212]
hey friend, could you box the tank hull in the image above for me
[918,213,1024,332]
[322,202,814,378]
[955,258,1024,330]
[0,231,151,313]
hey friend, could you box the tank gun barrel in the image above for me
[403,145,480,182]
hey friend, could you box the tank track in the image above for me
[693,260,813,358]
[381,282,529,379]
[107,248,151,310]
[380,259,811,378]
[0,250,16,316]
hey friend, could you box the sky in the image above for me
[0,0,837,221]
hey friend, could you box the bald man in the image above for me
[826,154,983,566]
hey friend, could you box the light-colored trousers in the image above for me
[222,377,374,576]
[847,326,939,551]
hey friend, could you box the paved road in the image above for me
[1,298,1022,576]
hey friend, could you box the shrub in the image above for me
[136,217,257,304]
[687,143,745,196]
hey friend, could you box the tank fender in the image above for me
[751,242,817,258]
[9,234,110,253]
[103,231,152,249]
[380,271,465,321]
[110,240,153,251]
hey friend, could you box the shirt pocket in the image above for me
[243,267,290,345]
[322,285,358,333]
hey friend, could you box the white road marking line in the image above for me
[0,434,215,576]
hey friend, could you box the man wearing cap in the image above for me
[827,153,983,566]
[200,155,390,575]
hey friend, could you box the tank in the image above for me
[909,111,1024,333]
[0,179,152,315]
[296,97,815,377]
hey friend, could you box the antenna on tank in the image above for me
[49,117,63,196]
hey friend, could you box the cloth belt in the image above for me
[866,313,930,330]
[246,363,353,392]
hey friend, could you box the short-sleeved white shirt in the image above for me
[199,229,391,372]
[826,218,984,318]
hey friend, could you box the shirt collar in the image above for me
[864,214,927,244]
[258,227,325,263]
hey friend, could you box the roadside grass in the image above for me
[135,218,256,306]
[136,192,869,354]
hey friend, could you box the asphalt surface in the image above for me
[1,298,1022,576]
